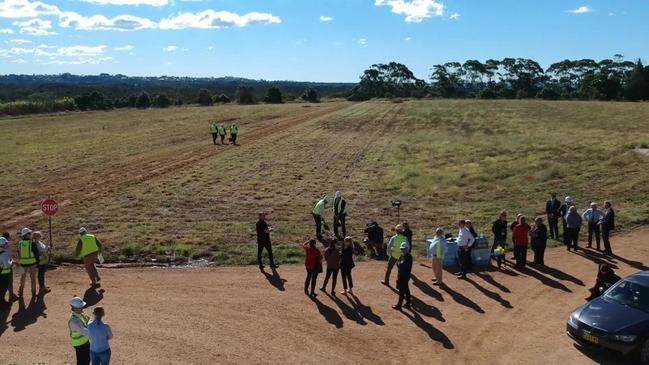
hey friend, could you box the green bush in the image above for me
[119,242,143,256]
[0,98,77,116]
[198,88,213,106]
[135,92,152,109]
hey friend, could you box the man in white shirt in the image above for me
[582,202,605,250]
[457,220,475,279]
[427,228,447,285]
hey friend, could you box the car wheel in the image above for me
[639,339,649,364]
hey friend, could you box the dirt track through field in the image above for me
[3,229,648,364]
[0,102,353,233]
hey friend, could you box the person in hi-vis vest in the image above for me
[75,227,103,287]
[17,227,40,298]
[210,122,218,145]
[312,195,330,241]
[382,224,409,287]
[69,296,91,365]
[332,191,347,240]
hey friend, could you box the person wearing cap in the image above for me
[332,191,347,240]
[546,192,561,240]
[75,228,103,287]
[17,227,39,297]
[0,237,13,307]
[559,196,574,244]
[88,306,113,365]
[32,231,51,294]
[601,201,615,256]
[312,195,330,242]
[427,228,447,286]
[256,212,277,270]
[69,296,91,365]
[583,202,605,250]
[393,242,412,310]
[565,206,583,251]
[382,224,409,286]
[457,220,475,279]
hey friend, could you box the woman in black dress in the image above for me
[340,237,355,295]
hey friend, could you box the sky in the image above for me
[0,0,648,82]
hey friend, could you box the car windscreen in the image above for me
[603,279,649,313]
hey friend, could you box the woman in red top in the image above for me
[303,239,323,297]
[512,216,531,269]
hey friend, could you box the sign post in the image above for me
[41,198,59,249]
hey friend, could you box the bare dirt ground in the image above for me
[2,229,648,365]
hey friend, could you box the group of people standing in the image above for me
[311,191,348,242]
[303,237,357,297]
[545,192,616,254]
[209,122,239,146]
[0,227,51,307]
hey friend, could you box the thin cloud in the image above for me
[404,36,411,41]
[357,38,367,47]
[449,12,460,20]
[58,12,156,31]
[0,28,14,34]
[79,0,168,6]
[0,0,61,18]
[158,10,281,29]
[7,38,32,44]
[567,6,592,14]
[114,45,134,51]
[319,15,333,22]
[13,18,57,35]
[375,0,444,23]
[163,45,178,52]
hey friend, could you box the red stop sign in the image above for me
[41,199,59,216]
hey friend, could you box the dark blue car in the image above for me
[567,271,649,363]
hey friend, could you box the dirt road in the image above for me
[3,229,648,364]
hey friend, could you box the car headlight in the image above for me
[568,314,579,328]
[612,334,637,343]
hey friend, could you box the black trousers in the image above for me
[312,214,323,240]
[532,243,546,265]
[334,214,346,239]
[561,219,568,243]
[514,245,527,268]
[304,269,319,294]
[211,133,218,144]
[74,343,90,365]
[341,266,353,290]
[0,273,10,304]
[321,268,338,291]
[602,228,613,255]
[38,264,47,288]
[396,277,411,306]
[548,217,559,239]
[587,222,601,249]
[257,242,275,267]
[231,134,237,144]
[458,247,471,276]
[565,227,580,250]
[219,134,226,144]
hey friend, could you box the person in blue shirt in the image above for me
[582,202,605,250]
[88,306,113,365]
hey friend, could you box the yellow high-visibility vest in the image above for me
[18,239,36,265]
[80,234,99,257]
[312,199,325,216]
[69,313,90,347]
[390,234,407,259]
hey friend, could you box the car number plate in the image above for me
[582,332,599,344]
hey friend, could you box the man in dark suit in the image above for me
[601,201,615,255]
[333,191,347,240]
[545,192,561,240]
[256,212,278,269]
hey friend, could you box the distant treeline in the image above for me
[349,56,649,101]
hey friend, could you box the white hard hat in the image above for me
[69,296,86,309]
[79,227,87,235]
[323,195,330,202]
[20,227,32,236]
[0,237,8,246]
[400,242,409,249]
[565,196,573,204]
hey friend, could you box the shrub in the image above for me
[135,92,152,109]
[264,87,283,103]
[236,86,256,104]
[198,88,213,106]
[301,88,320,102]
[75,91,108,111]
[537,87,561,100]
[154,94,171,108]
[0,98,77,116]
[214,94,230,103]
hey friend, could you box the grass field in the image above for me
[1,100,648,264]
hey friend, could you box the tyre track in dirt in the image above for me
[0,102,354,232]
